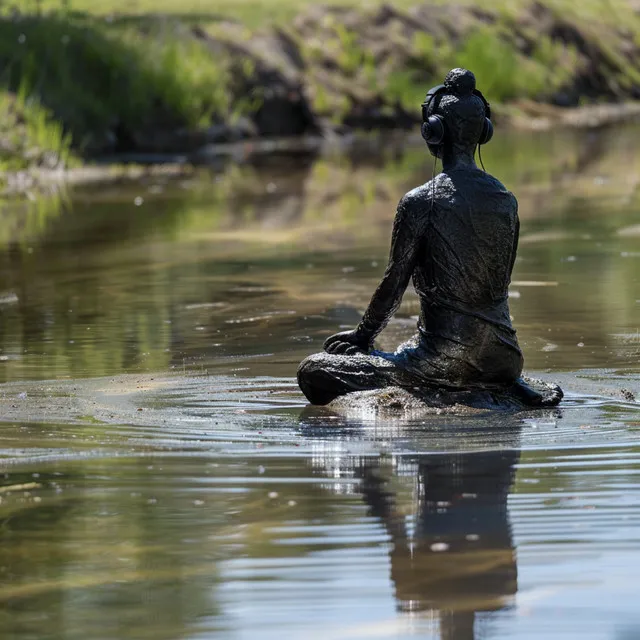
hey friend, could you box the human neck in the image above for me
[441,147,477,171]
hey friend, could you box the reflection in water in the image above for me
[0,125,639,381]
[0,395,638,639]
[361,448,519,639]
[0,461,225,640]
[300,407,523,640]
[0,125,639,639]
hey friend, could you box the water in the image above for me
[0,125,639,639]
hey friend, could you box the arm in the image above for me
[507,206,520,282]
[324,195,420,355]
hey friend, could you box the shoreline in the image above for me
[6,100,640,197]
[4,0,640,188]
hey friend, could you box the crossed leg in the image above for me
[297,351,419,405]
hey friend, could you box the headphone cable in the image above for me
[478,143,486,172]
[430,152,438,216]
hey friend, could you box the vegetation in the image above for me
[0,7,236,172]
[28,0,640,29]
[0,0,639,175]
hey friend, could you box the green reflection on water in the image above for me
[0,125,639,382]
[0,433,638,640]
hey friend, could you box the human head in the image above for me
[421,68,491,160]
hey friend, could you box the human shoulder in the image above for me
[481,172,518,201]
[398,174,450,211]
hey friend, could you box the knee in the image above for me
[297,354,320,385]
[297,353,340,406]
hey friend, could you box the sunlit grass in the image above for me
[27,0,638,28]
[0,90,75,172]
[0,0,638,173]
[0,10,238,171]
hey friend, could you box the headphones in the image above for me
[420,84,494,147]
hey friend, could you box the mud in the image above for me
[325,376,563,417]
[197,1,640,139]
[0,370,633,430]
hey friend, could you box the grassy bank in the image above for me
[31,0,640,29]
[3,0,640,175]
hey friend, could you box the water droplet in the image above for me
[134,196,144,206]
[268,491,278,499]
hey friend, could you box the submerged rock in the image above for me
[327,376,563,417]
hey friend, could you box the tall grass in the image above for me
[0,80,74,171]
[0,14,233,135]
[0,10,236,170]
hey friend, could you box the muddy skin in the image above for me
[297,68,563,411]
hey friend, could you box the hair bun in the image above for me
[444,68,476,97]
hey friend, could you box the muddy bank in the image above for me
[5,0,640,175]
[7,97,640,197]
[198,1,640,142]
[114,1,640,153]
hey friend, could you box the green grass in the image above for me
[0,8,239,172]
[1,0,639,175]
[0,88,74,172]
[26,0,639,28]
[0,12,233,136]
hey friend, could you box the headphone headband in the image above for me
[421,84,491,121]
[421,84,446,121]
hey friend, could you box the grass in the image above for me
[27,0,639,28]
[0,87,74,171]
[0,8,238,171]
[0,0,639,175]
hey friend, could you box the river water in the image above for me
[0,125,639,639]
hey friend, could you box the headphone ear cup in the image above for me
[479,118,493,145]
[421,115,445,145]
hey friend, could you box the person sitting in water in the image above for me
[297,68,540,407]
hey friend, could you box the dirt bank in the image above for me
[4,0,640,176]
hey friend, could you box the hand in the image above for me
[323,329,371,356]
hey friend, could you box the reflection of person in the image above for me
[298,68,555,407]
[361,448,520,640]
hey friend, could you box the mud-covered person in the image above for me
[298,68,543,406]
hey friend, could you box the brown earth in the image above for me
[180,0,640,147]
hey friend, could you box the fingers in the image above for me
[325,341,342,354]
[323,333,345,351]
[323,337,336,351]
[325,341,364,356]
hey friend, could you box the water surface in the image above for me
[0,125,639,639]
